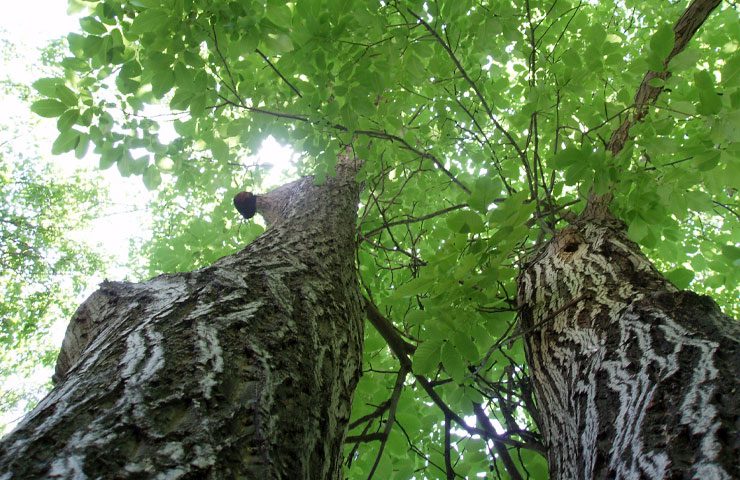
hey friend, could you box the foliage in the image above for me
[0,153,105,425]
[30,0,740,477]
[0,32,107,433]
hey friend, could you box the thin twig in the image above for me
[367,365,409,480]
[444,413,455,480]
[255,48,303,97]
[362,204,467,238]
[474,403,524,480]
[405,7,531,185]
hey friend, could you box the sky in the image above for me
[1,1,76,46]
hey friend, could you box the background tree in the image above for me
[4,0,739,478]
[0,32,106,430]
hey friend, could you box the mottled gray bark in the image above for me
[518,214,739,480]
[0,157,364,479]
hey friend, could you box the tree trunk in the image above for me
[0,158,364,479]
[518,213,739,480]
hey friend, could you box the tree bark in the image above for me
[518,213,739,479]
[0,158,364,479]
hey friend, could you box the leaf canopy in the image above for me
[28,0,740,476]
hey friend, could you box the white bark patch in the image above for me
[154,467,187,480]
[189,289,243,318]
[219,300,264,325]
[195,319,223,399]
[604,307,726,479]
[119,324,165,420]
[161,442,185,461]
[49,454,86,480]
[190,444,216,468]
[264,264,302,314]
[120,325,165,384]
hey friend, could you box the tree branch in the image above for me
[444,413,455,480]
[588,0,722,215]
[361,203,467,238]
[364,299,541,451]
[366,365,409,480]
[405,7,531,180]
[255,48,303,97]
[348,399,391,430]
[606,0,722,156]
[473,403,524,480]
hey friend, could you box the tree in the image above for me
[0,154,364,477]
[2,0,739,478]
[0,149,105,425]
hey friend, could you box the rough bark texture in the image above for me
[517,214,739,480]
[0,158,364,479]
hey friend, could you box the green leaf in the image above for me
[262,33,293,53]
[129,9,169,35]
[412,339,442,376]
[695,70,722,115]
[446,210,485,233]
[120,61,142,78]
[488,191,533,227]
[75,135,90,159]
[627,217,649,242]
[363,328,386,352]
[649,24,674,65]
[519,450,549,479]
[551,146,588,169]
[694,151,720,171]
[54,85,78,107]
[151,69,175,98]
[700,95,722,116]
[211,139,230,161]
[666,267,694,289]
[669,48,700,72]
[99,146,122,170]
[30,99,68,118]
[722,52,740,87]
[143,165,162,190]
[564,161,590,185]
[441,342,467,383]
[56,109,80,132]
[32,78,62,97]
[190,94,207,117]
[130,0,161,7]
[265,4,292,26]
[116,76,140,95]
[117,150,136,176]
[469,178,502,213]
[684,190,713,211]
[392,276,433,298]
[721,244,740,264]
[79,17,107,35]
[451,331,479,363]
[51,129,81,154]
